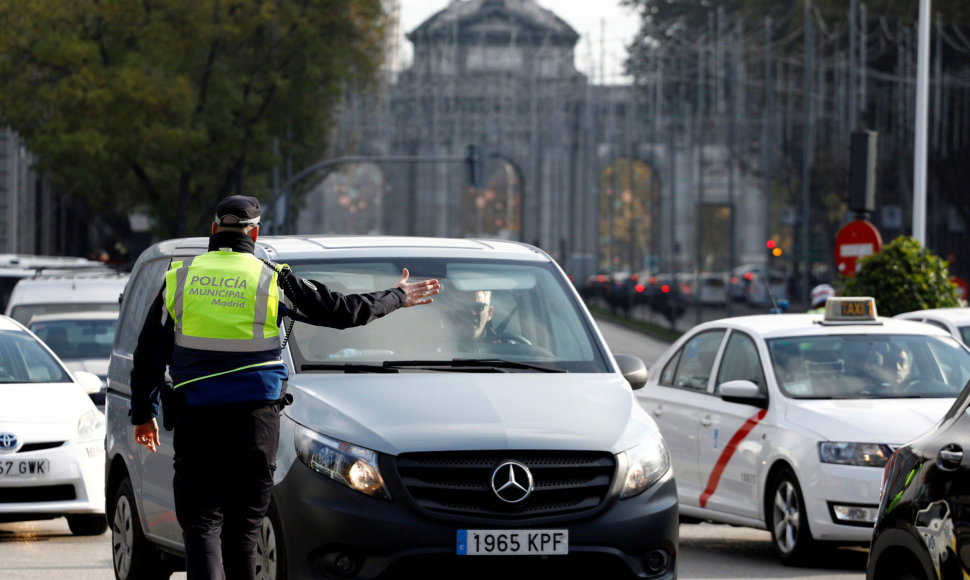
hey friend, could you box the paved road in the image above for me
[0,516,867,580]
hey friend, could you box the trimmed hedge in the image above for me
[840,236,961,316]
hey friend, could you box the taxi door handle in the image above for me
[652,404,664,417]
[700,415,713,427]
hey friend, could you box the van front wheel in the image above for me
[111,477,170,580]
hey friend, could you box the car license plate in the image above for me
[457,529,568,555]
[0,459,50,477]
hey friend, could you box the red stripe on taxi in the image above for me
[699,408,768,508]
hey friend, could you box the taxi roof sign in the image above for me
[823,296,878,323]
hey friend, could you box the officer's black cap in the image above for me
[215,195,261,226]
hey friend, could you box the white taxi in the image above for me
[636,297,970,564]
[0,314,107,535]
[894,306,970,346]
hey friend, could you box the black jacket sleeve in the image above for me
[129,287,173,425]
[276,267,406,329]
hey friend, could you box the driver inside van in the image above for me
[455,290,496,349]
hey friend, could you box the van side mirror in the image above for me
[614,354,648,390]
[719,380,768,408]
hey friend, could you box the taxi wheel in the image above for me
[766,468,817,565]
[111,477,170,580]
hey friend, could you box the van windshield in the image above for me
[287,258,609,373]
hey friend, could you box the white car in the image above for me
[0,314,107,535]
[894,307,970,346]
[636,297,970,564]
[27,310,119,408]
[4,272,128,324]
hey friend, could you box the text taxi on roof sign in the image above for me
[636,295,970,564]
[820,296,878,323]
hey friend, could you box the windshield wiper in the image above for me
[301,363,399,373]
[383,359,566,373]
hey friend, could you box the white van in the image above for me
[4,272,129,324]
[104,236,678,580]
[0,254,114,313]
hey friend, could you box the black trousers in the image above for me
[173,401,280,580]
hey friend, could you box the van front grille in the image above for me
[394,451,615,520]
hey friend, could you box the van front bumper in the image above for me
[274,459,679,580]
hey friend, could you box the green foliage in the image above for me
[840,236,961,316]
[0,0,385,239]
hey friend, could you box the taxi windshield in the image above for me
[0,329,72,384]
[286,257,609,373]
[767,334,970,399]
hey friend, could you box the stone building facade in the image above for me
[303,0,764,276]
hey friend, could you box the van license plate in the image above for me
[0,459,50,477]
[457,529,568,555]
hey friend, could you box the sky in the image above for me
[396,0,641,83]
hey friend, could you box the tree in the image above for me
[841,236,961,316]
[0,0,385,240]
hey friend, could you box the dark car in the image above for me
[644,274,688,325]
[867,379,970,580]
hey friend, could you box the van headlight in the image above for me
[619,439,671,499]
[77,409,105,441]
[818,442,892,467]
[294,425,390,500]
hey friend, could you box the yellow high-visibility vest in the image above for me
[165,251,281,354]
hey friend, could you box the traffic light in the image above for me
[767,239,783,258]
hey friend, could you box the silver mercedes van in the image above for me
[104,236,677,580]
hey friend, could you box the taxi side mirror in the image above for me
[719,380,768,408]
[614,354,648,390]
[75,371,104,396]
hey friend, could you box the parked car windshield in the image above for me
[9,302,119,325]
[287,258,609,372]
[0,329,72,384]
[28,318,117,361]
[767,334,970,399]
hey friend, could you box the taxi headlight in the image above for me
[77,409,105,441]
[619,439,671,499]
[294,425,390,500]
[818,442,892,467]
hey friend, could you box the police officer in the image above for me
[129,195,440,579]
[807,283,836,314]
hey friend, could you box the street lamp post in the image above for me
[912,0,931,245]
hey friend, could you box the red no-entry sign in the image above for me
[835,220,882,277]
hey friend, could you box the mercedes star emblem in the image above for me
[490,460,534,504]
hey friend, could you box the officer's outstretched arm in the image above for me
[395,268,440,308]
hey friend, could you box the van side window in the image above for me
[115,259,169,354]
